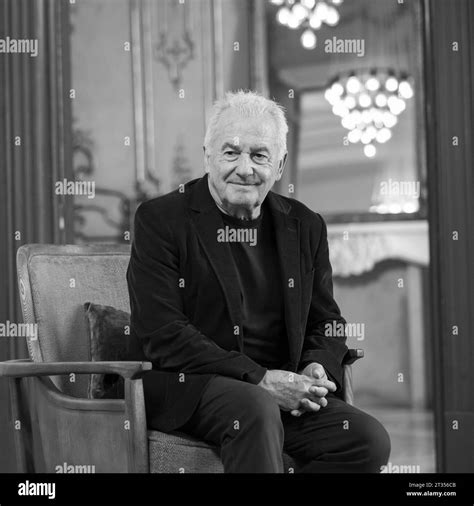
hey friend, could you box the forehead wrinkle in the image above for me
[220,141,270,154]
[219,130,276,148]
[211,113,279,155]
[221,141,241,151]
[218,111,277,136]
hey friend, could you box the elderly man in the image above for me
[126,90,390,473]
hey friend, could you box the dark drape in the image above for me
[0,0,73,472]
[425,0,474,472]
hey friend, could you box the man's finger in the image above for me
[305,392,329,407]
[311,365,325,379]
[322,379,337,392]
[290,409,304,417]
[300,398,321,412]
[308,378,337,393]
[308,386,328,397]
[312,378,336,392]
[291,395,328,416]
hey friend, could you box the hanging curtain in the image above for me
[0,0,73,471]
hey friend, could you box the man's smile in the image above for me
[228,182,259,186]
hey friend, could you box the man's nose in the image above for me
[235,153,254,177]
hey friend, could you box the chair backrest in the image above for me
[16,244,131,397]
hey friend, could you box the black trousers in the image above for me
[178,375,391,473]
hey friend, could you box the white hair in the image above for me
[203,90,288,160]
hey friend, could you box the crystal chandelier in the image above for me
[270,0,343,49]
[324,70,414,158]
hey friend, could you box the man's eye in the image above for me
[253,153,268,162]
[224,151,238,157]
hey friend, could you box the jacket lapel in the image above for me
[266,192,303,370]
[189,176,243,350]
[188,175,302,366]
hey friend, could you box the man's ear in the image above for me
[275,152,288,181]
[203,146,210,174]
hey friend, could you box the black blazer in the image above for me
[126,174,348,432]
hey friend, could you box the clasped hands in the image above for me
[258,362,337,417]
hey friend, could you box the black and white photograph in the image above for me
[0,0,473,504]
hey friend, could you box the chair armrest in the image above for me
[0,359,152,379]
[342,348,364,366]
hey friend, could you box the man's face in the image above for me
[204,109,286,216]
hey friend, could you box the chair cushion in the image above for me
[148,430,297,473]
[21,246,132,398]
[84,302,146,398]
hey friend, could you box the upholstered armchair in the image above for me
[0,244,363,473]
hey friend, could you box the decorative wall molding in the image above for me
[150,0,195,90]
[130,0,161,201]
[250,0,269,96]
[154,29,194,91]
[211,0,224,100]
[131,0,217,197]
[72,129,131,243]
[171,135,193,188]
[327,220,429,277]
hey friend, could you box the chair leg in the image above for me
[342,364,354,405]
[8,378,31,472]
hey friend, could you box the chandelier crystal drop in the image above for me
[324,70,414,157]
[270,0,343,49]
